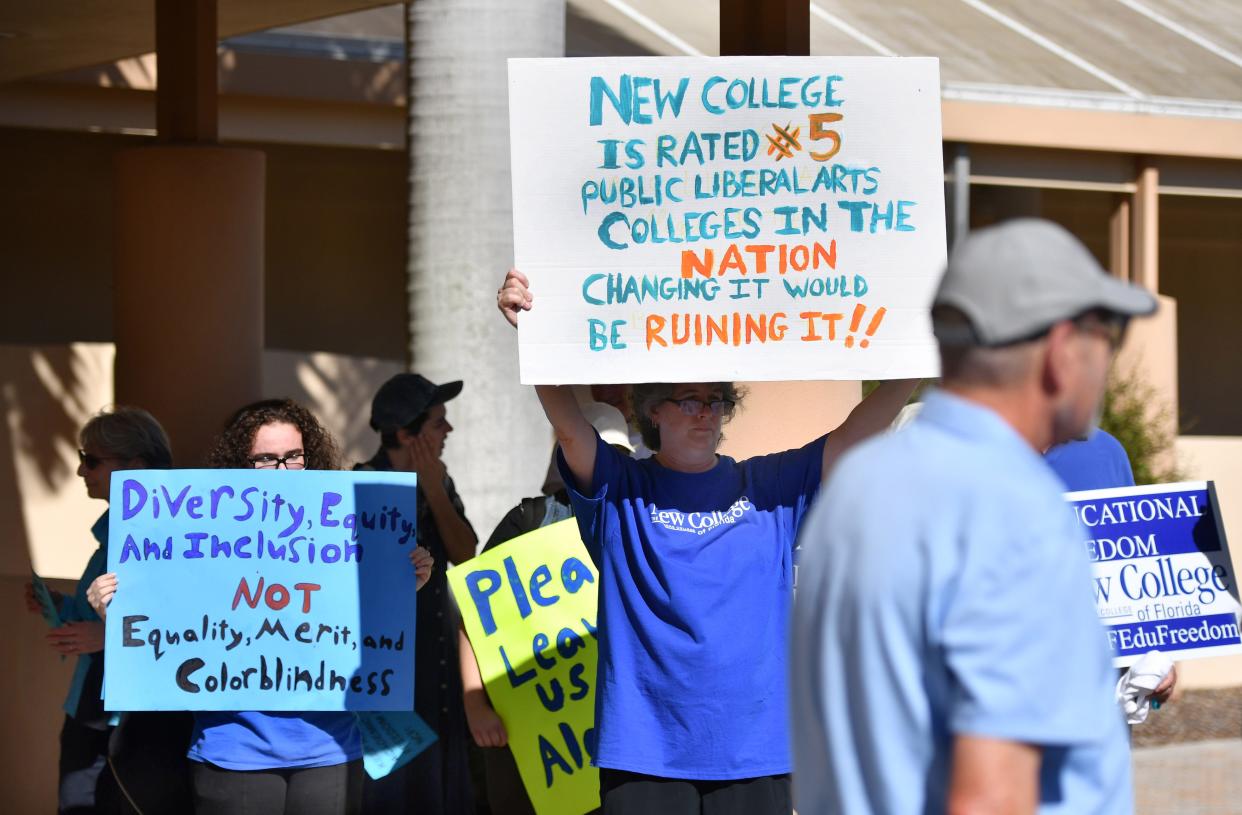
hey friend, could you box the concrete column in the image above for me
[952,143,971,249]
[1110,194,1131,280]
[113,148,266,465]
[1119,160,1178,478]
[405,0,564,538]
[113,0,265,465]
[1132,158,1159,292]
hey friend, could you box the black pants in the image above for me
[481,746,536,815]
[192,759,363,815]
[599,769,791,815]
[58,715,111,814]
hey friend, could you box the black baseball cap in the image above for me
[369,373,463,433]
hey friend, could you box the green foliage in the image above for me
[1100,367,1182,486]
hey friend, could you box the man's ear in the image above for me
[1041,321,1077,398]
[395,427,415,445]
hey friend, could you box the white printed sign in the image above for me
[509,56,946,384]
[1066,482,1242,668]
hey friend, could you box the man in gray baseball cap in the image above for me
[792,218,1155,815]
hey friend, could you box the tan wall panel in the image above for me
[718,381,861,462]
[251,140,409,358]
[0,127,408,360]
[1174,436,1242,690]
[0,128,140,345]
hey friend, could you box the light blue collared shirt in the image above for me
[792,390,1131,815]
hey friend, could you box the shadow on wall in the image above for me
[0,343,113,579]
[262,349,404,468]
[0,343,404,580]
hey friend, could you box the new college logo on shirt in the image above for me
[647,496,754,535]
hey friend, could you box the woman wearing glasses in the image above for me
[90,399,433,815]
[24,406,172,814]
[499,270,916,814]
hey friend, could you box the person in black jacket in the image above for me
[459,401,632,815]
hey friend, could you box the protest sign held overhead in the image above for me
[509,56,945,384]
[1067,481,1242,667]
[448,520,600,815]
[104,469,419,711]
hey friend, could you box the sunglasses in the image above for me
[78,449,125,470]
[1073,311,1129,352]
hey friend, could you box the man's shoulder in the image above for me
[828,421,1066,518]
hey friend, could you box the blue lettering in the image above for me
[589,74,631,126]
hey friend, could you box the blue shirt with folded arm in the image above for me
[1045,429,1136,491]
[559,430,825,780]
[791,390,1132,815]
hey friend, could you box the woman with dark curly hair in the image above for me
[91,399,434,815]
[206,398,343,472]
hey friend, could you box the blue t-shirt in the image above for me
[188,712,361,770]
[792,390,1132,814]
[1045,430,1136,492]
[560,431,825,780]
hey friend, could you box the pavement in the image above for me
[1133,739,1242,814]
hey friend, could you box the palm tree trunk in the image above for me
[405,0,565,539]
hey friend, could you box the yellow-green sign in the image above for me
[448,519,599,815]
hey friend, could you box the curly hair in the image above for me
[630,382,746,452]
[206,398,342,471]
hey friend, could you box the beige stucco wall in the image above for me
[1173,436,1242,690]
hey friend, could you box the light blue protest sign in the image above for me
[358,711,438,780]
[104,469,419,711]
[1066,481,1242,667]
[31,571,62,628]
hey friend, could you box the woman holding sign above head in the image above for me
[498,270,917,814]
[23,406,172,815]
[90,399,435,815]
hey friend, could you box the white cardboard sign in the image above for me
[509,56,946,384]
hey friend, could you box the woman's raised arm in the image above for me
[498,268,597,491]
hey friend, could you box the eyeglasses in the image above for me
[1073,311,1129,352]
[662,398,736,417]
[78,450,125,470]
[248,451,307,470]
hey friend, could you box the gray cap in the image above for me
[933,218,1157,346]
